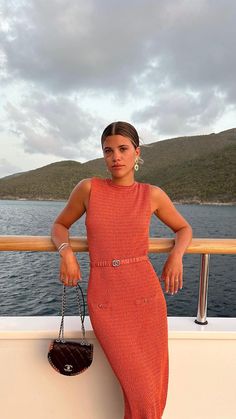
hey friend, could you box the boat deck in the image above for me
[0,316,236,419]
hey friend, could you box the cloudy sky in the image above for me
[0,0,235,178]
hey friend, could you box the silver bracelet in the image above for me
[58,242,69,251]
[58,242,70,254]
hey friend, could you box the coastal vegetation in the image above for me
[0,128,235,203]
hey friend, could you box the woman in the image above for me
[51,121,192,419]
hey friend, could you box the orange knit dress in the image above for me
[86,177,169,419]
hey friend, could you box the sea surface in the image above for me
[0,200,235,317]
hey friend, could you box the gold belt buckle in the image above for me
[112,259,121,267]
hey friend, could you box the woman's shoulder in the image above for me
[69,178,92,201]
[72,176,105,195]
[149,183,163,197]
[148,184,173,212]
[78,177,92,188]
[66,178,93,210]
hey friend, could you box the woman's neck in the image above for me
[109,174,136,186]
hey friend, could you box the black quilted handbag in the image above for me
[48,284,93,376]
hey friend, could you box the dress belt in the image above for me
[90,255,148,268]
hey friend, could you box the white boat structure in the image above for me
[0,236,236,419]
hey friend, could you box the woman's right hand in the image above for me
[59,247,82,287]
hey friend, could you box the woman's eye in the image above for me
[120,147,127,152]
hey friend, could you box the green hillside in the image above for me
[0,128,235,203]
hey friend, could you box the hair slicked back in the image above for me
[101,121,139,149]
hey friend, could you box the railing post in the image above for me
[195,253,210,325]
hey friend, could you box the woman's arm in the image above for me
[151,185,193,295]
[51,178,91,286]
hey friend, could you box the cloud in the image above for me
[0,158,22,178]
[132,86,227,137]
[5,92,103,160]
[0,0,236,154]
[1,0,163,93]
[1,0,235,96]
[130,0,236,135]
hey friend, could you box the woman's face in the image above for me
[103,135,140,179]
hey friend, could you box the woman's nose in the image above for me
[112,151,121,161]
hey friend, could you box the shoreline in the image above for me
[173,200,236,206]
[0,197,235,206]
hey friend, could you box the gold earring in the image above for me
[134,158,139,171]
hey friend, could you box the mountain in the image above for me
[0,128,235,203]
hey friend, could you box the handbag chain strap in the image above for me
[57,284,89,345]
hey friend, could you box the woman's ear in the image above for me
[135,146,141,158]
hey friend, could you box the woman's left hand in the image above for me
[160,250,183,295]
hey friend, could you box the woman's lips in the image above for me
[112,165,124,169]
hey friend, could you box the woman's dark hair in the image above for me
[101,121,139,149]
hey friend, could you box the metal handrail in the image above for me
[195,254,210,325]
[0,236,235,324]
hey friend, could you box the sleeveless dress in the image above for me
[86,177,169,419]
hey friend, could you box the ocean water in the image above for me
[0,199,235,317]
